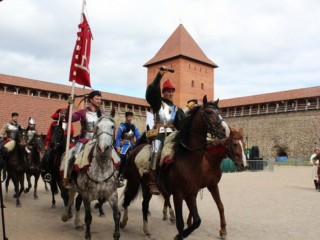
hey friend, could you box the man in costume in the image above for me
[44,108,72,149]
[184,98,198,113]
[42,108,74,182]
[115,111,141,186]
[145,66,185,195]
[0,112,22,153]
[312,148,320,191]
[24,117,41,160]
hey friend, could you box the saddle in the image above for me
[135,131,177,177]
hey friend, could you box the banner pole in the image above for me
[63,0,86,181]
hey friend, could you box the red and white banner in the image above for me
[69,14,92,88]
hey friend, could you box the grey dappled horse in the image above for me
[62,114,120,240]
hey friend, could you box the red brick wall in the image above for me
[0,92,81,135]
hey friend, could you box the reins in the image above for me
[180,104,226,151]
[85,116,117,184]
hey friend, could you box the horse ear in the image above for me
[214,98,220,106]
[203,95,208,105]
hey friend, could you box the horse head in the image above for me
[94,115,115,158]
[17,128,28,145]
[201,95,229,139]
[227,128,247,171]
[50,122,65,150]
[32,134,44,152]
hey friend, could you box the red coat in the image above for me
[45,121,74,148]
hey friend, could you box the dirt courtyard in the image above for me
[1,166,319,240]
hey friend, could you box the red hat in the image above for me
[51,107,67,120]
[162,79,175,93]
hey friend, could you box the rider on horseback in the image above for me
[115,111,141,187]
[146,66,185,195]
[0,112,22,156]
[43,108,74,182]
[25,117,41,160]
[64,90,107,187]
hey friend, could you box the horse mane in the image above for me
[174,105,201,145]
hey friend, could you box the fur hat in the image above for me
[162,79,175,93]
[187,99,198,108]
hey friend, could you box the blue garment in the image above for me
[115,122,141,155]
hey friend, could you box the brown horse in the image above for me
[159,99,246,239]
[120,96,229,237]
[185,128,247,235]
[5,129,27,207]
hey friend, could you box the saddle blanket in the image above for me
[60,140,121,173]
[135,131,177,177]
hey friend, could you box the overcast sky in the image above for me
[0,0,319,100]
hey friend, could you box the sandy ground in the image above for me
[1,166,319,240]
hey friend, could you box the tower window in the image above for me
[191,80,195,87]
[201,83,204,90]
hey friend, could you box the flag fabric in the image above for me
[69,14,92,88]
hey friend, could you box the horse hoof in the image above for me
[120,221,126,229]
[51,205,56,209]
[99,213,105,217]
[16,203,22,208]
[34,195,38,200]
[219,230,227,239]
[61,215,70,222]
[75,225,84,230]
[13,194,18,198]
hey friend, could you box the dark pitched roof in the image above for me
[219,86,320,108]
[144,24,218,68]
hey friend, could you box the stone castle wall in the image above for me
[224,110,320,161]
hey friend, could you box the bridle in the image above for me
[225,133,243,162]
[200,105,226,139]
[181,105,226,151]
[85,116,116,184]
[94,116,115,139]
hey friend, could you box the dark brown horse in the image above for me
[119,143,176,237]
[120,96,229,238]
[41,121,70,209]
[5,129,27,207]
[24,134,43,199]
[185,128,247,236]
[159,99,246,239]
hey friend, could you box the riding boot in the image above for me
[149,168,160,195]
[148,149,161,195]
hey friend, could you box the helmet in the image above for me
[28,117,36,125]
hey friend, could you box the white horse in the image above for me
[62,114,120,240]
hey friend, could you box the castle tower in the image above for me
[143,24,218,108]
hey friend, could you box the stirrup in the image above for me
[44,173,51,182]
[148,183,160,195]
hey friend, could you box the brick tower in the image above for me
[143,24,218,108]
